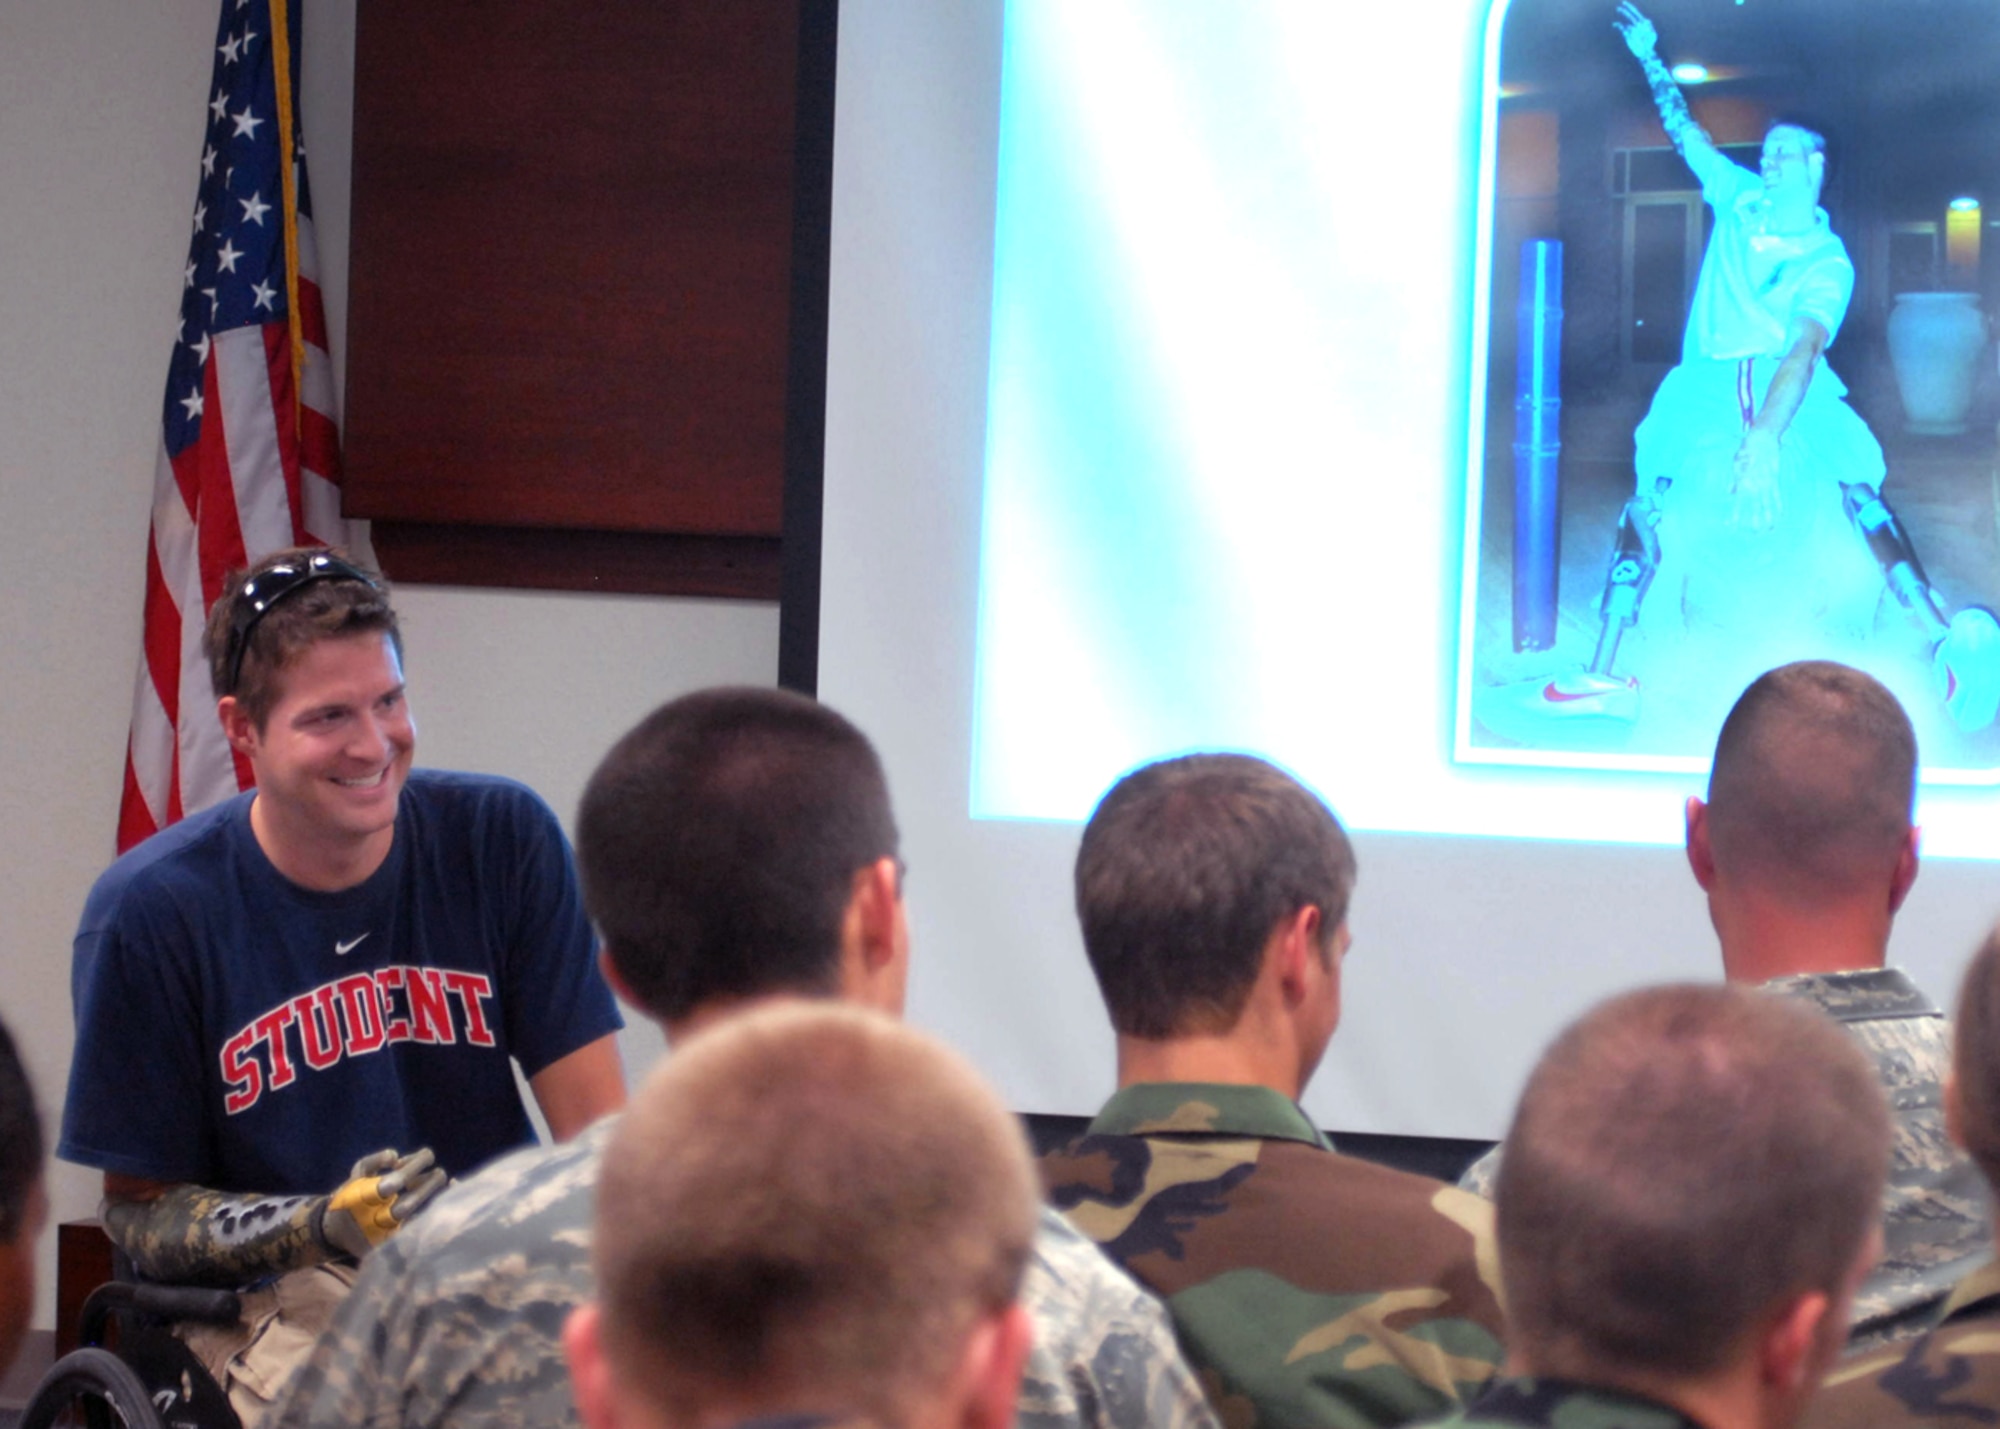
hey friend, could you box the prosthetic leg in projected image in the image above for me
[1508,2,2000,740]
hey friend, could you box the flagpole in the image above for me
[268,0,306,442]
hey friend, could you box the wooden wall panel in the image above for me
[345,2,810,591]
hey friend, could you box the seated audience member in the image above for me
[0,1017,46,1377]
[1462,660,1988,1347]
[56,549,624,1417]
[1428,984,1889,1429]
[264,687,1218,1429]
[1809,925,2000,1427]
[565,1002,1038,1429]
[1040,753,1506,1429]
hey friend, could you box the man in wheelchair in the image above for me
[51,549,625,1426]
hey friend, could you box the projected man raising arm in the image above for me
[1550,5,2000,733]
[1616,5,1862,531]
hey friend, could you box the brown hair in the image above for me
[594,1003,1037,1425]
[1706,661,1915,904]
[1076,753,1355,1038]
[575,688,899,1023]
[1498,983,1888,1380]
[201,546,401,728]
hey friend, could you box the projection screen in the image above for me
[817,0,2000,1135]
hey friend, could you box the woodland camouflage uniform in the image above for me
[1042,1083,1507,1429]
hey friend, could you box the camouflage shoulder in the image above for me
[1808,1311,2000,1429]
[1170,1268,1505,1429]
[1019,1206,1222,1429]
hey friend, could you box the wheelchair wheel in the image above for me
[19,1347,167,1429]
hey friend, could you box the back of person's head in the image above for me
[201,546,400,728]
[1705,661,1915,904]
[574,1002,1038,1429]
[1948,924,2000,1192]
[575,687,899,1023]
[1076,752,1355,1038]
[1498,984,1888,1386]
[0,1017,46,1374]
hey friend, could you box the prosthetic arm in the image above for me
[101,1147,447,1287]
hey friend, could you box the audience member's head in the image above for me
[575,688,904,1031]
[1076,753,1355,1091]
[0,1017,46,1375]
[566,1003,1037,1429]
[1499,984,1888,1425]
[201,546,400,729]
[1688,661,1919,977]
[1947,924,2000,1196]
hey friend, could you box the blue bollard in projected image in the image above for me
[1511,240,1562,653]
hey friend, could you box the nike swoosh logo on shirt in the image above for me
[334,934,370,956]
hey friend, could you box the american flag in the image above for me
[119,0,352,853]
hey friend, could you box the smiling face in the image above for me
[222,632,415,888]
[1760,124,1824,204]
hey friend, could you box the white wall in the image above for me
[1,0,779,1332]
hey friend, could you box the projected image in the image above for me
[1460,0,2000,778]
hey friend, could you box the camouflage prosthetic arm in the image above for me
[101,1147,447,1287]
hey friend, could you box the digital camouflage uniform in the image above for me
[1808,1260,2000,1429]
[1041,1083,1507,1429]
[1459,969,1990,1351]
[261,1115,1221,1429]
[1416,1377,1701,1429]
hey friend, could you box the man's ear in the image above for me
[217,695,258,757]
[563,1303,623,1429]
[1757,1287,1833,1395]
[1945,1068,1966,1152]
[1889,826,1921,914]
[951,1303,1035,1429]
[853,857,903,973]
[838,857,908,1012]
[1685,797,1718,891]
[1273,905,1324,1008]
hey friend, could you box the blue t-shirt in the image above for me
[59,770,623,1195]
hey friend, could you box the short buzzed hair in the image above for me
[1706,662,1916,903]
[0,1019,39,1244]
[593,1003,1038,1425]
[1950,925,2000,1191]
[1076,753,1355,1039]
[575,688,899,1022]
[1498,984,1888,1380]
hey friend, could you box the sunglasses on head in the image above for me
[223,552,380,695]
